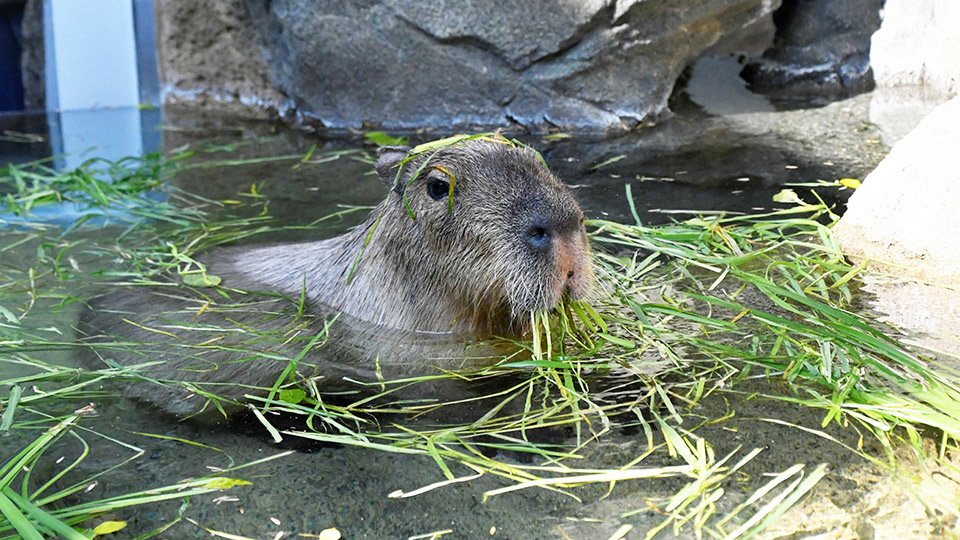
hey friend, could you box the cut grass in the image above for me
[1,141,959,537]
[0,407,268,540]
[0,145,367,537]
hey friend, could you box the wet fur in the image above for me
[81,141,593,415]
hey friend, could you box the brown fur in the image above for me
[81,140,594,415]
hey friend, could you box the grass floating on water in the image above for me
[1,144,958,537]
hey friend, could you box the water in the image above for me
[2,91,953,539]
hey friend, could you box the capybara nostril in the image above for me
[525,224,551,252]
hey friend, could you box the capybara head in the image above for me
[374,137,594,333]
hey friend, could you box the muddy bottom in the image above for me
[2,90,959,539]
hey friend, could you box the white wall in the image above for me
[872,0,960,97]
[45,0,141,110]
[43,0,156,168]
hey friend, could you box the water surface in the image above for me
[4,92,949,539]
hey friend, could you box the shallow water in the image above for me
[3,90,957,539]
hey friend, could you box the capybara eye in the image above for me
[426,178,450,201]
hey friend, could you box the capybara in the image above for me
[82,137,594,415]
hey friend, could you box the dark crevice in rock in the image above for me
[386,10,515,73]
[502,110,527,132]
[20,0,44,110]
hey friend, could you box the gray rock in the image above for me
[835,95,960,285]
[384,0,608,70]
[741,0,883,98]
[156,0,780,131]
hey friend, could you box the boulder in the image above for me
[154,0,287,117]
[865,0,960,146]
[835,96,960,285]
[740,0,883,98]
[836,97,960,359]
[155,0,781,131]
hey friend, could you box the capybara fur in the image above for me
[81,138,594,416]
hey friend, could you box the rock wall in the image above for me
[835,96,960,358]
[850,0,960,261]
[156,0,781,131]
[865,1,960,147]
[154,0,287,117]
[833,2,960,358]
[740,0,883,98]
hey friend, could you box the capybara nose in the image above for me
[525,222,552,252]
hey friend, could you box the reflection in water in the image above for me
[0,107,161,169]
[80,277,516,417]
[686,56,776,116]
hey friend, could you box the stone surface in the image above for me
[740,0,882,98]
[154,0,287,117]
[860,277,960,360]
[837,95,960,362]
[871,0,960,97]
[835,96,960,285]
[868,85,943,146]
[156,0,780,131]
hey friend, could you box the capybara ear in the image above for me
[376,145,412,191]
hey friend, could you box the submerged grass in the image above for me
[1,139,959,537]
[0,407,266,540]
[0,145,368,537]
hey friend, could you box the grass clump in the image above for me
[0,408,265,540]
[589,189,960,450]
